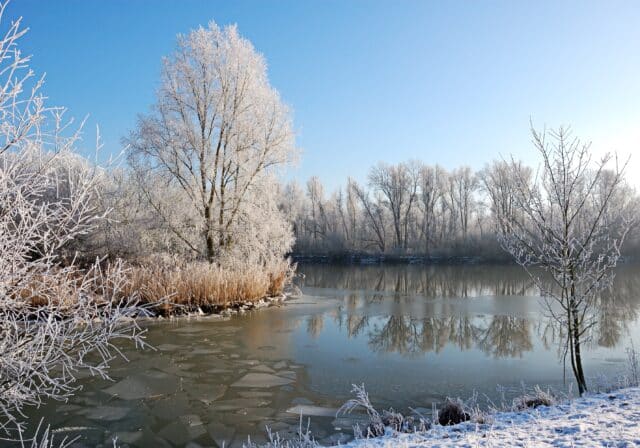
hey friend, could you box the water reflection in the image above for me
[302,264,537,298]
[326,314,532,359]
[301,263,640,358]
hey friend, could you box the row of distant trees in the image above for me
[282,154,639,258]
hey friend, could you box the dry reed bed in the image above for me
[9,258,294,317]
[122,258,295,315]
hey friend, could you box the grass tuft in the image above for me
[512,386,555,411]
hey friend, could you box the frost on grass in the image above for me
[512,386,555,411]
[337,387,640,448]
[243,416,319,448]
[245,378,640,448]
[337,384,430,439]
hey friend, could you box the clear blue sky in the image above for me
[9,0,640,190]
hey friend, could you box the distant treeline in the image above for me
[280,160,640,260]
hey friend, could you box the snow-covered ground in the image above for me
[342,388,640,447]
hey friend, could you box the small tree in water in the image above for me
[497,126,635,395]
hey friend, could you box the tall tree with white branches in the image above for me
[126,22,296,263]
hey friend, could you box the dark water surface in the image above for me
[28,264,640,447]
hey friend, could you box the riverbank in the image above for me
[339,387,640,447]
[145,293,289,320]
[291,253,507,265]
[292,253,640,266]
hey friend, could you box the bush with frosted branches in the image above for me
[0,3,147,443]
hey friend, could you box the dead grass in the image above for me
[7,257,295,317]
[122,257,295,315]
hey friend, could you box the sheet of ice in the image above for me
[231,372,293,388]
[103,378,154,400]
[84,406,130,421]
[286,405,339,417]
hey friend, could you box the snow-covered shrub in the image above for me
[437,398,470,426]
[512,386,555,411]
[0,3,147,442]
[337,384,430,439]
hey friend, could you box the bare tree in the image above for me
[498,126,635,395]
[417,164,445,254]
[126,22,296,263]
[306,176,326,245]
[447,166,478,241]
[368,162,418,251]
[352,181,387,252]
[480,160,532,234]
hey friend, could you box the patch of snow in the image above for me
[341,388,640,447]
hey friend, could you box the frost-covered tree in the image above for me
[352,180,387,252]
[447,166,478,240]
[0,4,146,443]
[480,160,532,234]
[497,126,635,395]
[417,164,446,253]
[368,162,419,251]
[126,21,296,263]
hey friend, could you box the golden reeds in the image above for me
[123,258,294,314]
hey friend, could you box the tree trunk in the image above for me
[573,313,588,395]
[206,233,215,263]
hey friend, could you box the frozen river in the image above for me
[28,263,640,447]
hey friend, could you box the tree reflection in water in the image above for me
[366,315,531,358]
[300,263,640,359]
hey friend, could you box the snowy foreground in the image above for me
[341,388,640,447]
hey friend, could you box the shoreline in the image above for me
[337,386,640,447]
[291,253,507,265]
[134,293,290,321]
[292,253,640,266]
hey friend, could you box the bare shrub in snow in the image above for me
[437,398,470,426]
[512,386,555,411]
